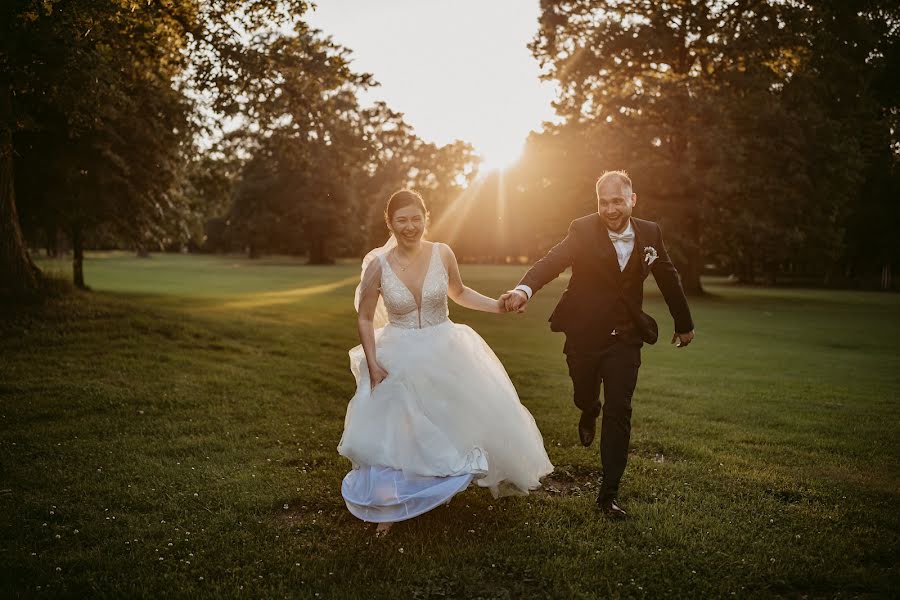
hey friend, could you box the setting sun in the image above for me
[307,0,555,175]
[479,138,525,172]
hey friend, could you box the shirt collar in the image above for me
[607,219,634,238]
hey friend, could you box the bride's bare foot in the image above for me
[375,522,393,537]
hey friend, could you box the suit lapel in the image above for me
[628,218,650,277]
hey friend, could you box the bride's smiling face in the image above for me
[388,205,426,244]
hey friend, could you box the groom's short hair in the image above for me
[596,170,633,196]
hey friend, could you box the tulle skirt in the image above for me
[337,320,554,522]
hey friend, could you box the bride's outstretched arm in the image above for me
[357,261,388,388]
[440,243,505,314]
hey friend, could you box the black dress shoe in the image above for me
[597,497,628,520]
[578,412,596,447]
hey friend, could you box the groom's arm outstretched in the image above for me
[505,222,576,312]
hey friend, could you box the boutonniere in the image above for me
[643,246,658,265]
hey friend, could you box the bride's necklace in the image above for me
[392,245,423,271]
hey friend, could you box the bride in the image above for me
[337,189,554,534]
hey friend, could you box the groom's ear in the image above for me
[631,192,638,208]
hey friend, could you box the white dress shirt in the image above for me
[608,220,635,271]
[515,220,635,300]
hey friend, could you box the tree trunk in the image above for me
[679,213,704,295]
[72,224,85,289]
[46,223,59,257]
[0,80,42,296]
[308,237,334,265]
[763,262,778,287]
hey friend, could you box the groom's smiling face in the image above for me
[596,179,637,233]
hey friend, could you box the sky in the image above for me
[306,0,558,171]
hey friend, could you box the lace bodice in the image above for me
[379,243,449,329]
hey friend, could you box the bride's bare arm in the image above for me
[440,243,504,314]
[357,261,388,388]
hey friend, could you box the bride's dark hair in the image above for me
[385,189,429,223]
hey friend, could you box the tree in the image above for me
[2,0,314,292]
[529,0,813,293]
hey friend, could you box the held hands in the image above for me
[671,330,695,348]
[498,289,528,314]
[368,361,389,390]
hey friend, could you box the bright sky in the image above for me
[306,0,557,171]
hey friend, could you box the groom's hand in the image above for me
[671,330,695,348]
[504,289,528,313]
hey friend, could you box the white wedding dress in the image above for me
[337,241,554,522]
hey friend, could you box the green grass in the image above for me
[2,251,899,598]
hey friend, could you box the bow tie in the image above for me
[608,231,634,242]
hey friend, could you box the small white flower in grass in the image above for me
[398,548,404,553]
[55,534,60,539]
[55,567,61,572]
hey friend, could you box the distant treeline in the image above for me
[2,1,897,294]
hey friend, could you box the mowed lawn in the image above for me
[2,252,898,598]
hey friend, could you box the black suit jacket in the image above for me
[517,214,693,345]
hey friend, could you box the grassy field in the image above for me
[2,252,899,598]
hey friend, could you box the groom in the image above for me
[503,170,695,519]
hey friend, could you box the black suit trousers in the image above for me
[565,336,641,500]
